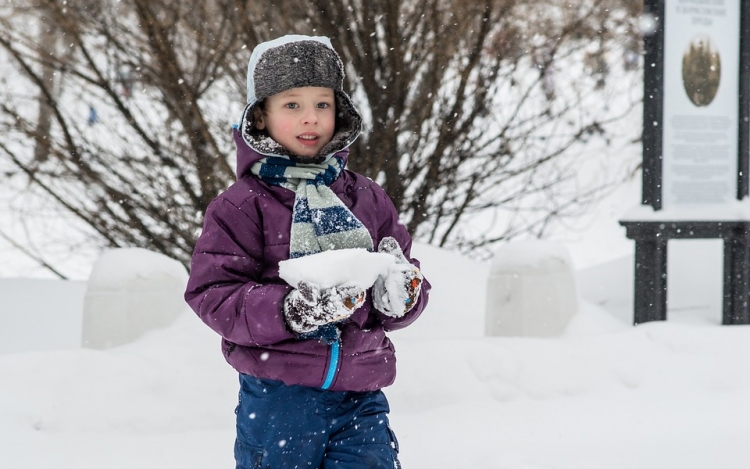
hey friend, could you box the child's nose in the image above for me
[301,108,318,124]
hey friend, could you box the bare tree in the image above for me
[298,0,643,253]
[0,0,641,273]
[0,0,254,266]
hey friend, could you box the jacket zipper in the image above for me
[321,340,340,390]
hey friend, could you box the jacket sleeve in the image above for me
[184,197,296,346]
[372,189,431,331]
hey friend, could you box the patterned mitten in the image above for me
[373,237,423,318]
[284,281,366,334]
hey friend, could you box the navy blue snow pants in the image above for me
[235,374,401,469]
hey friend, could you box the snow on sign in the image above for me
[278,248,397,289]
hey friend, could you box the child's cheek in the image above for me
[278,121,297,137]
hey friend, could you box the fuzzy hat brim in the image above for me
[239,90,362,163]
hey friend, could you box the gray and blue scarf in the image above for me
[251,155,373,258]
[252,155,373,342]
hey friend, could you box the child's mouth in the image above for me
[297,134,319,146]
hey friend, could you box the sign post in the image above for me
[620,0,750,325]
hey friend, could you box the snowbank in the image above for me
[0,278,86,354]
[2,241,750,468]
[81,248,188,349]
[485,241,578,337]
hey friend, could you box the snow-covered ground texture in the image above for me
[2,240,749,468]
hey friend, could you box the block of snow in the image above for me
[279,248,397,289]
[81,248,188,349]
[485,241,579,337]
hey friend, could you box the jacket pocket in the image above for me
[234,439,264,469]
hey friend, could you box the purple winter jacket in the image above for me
[184,130,430,392]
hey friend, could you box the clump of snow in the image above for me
[85,247,188,290]
[81,248,188,349]
[485,241,578,337]
[278,248,397,289]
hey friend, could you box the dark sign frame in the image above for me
[620,0,750,325]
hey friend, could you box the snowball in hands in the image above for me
[373,237,423,318]
[279,249,398,290]
[279,244,421,324]
[280,249,395,334]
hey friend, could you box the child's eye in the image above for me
[317,102,331,109]
[285,103,299,109]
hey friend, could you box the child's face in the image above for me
[255,87,336,158]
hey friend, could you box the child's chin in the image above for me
[295,150,321,159]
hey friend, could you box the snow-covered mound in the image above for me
[82,248,188,349]
[484,240,578,337]
[2,241,750,468]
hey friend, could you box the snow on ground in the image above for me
[2,239,750,468]
[0,277,86,354]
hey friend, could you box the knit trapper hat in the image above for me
[239,35,363,162]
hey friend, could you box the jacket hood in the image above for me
[233,128,349,179]
[238,35,362,163]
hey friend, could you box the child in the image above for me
[185,34,430,469]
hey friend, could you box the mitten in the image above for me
[373,237,423,318]
[284,281,366,334]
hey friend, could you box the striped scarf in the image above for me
[251,156,373,259]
